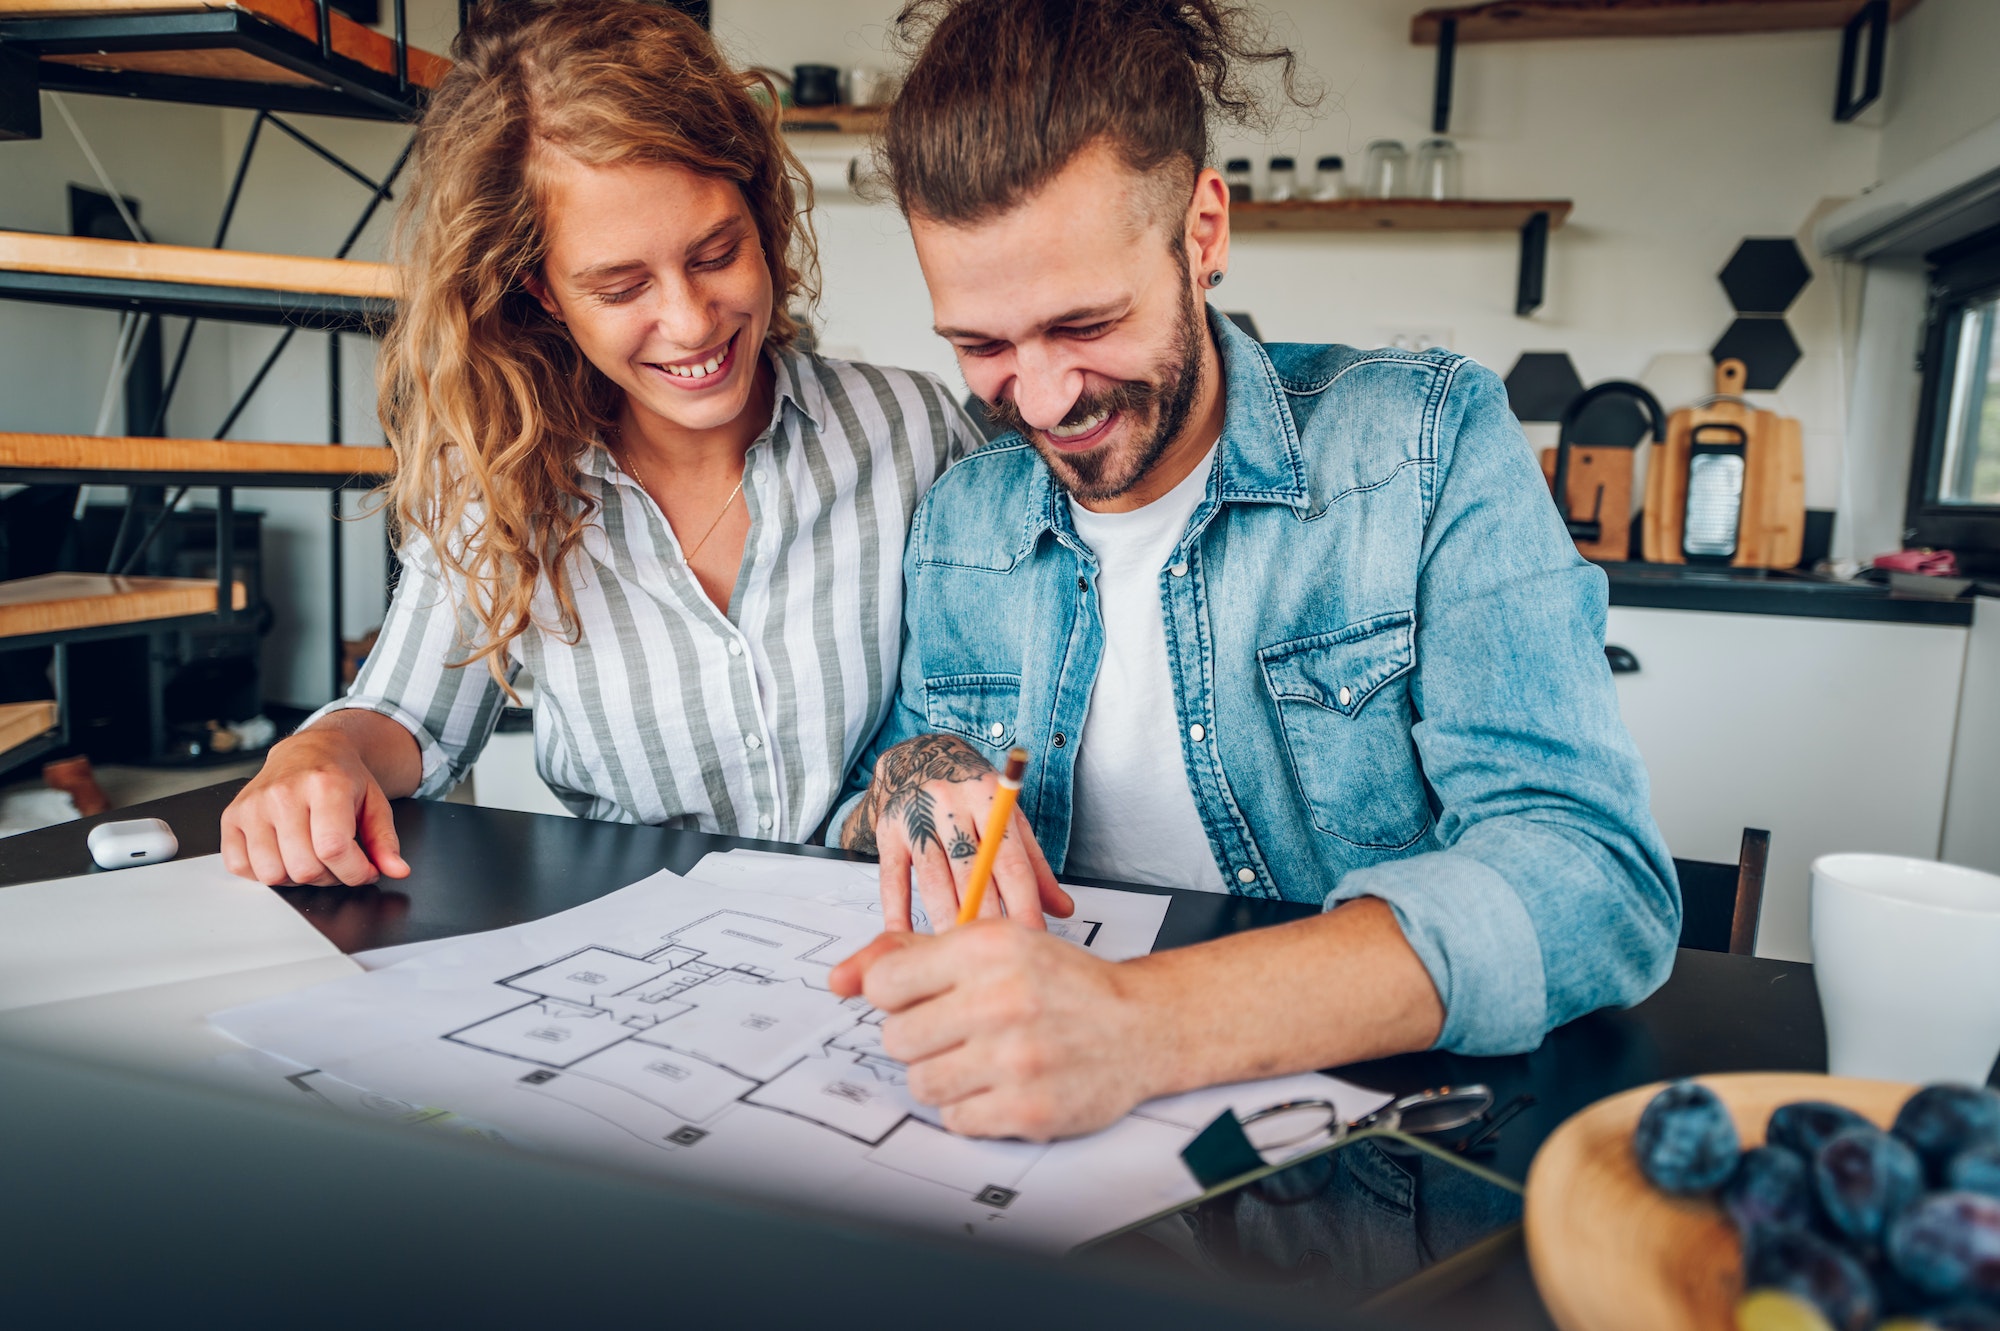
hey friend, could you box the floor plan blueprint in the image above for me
[212,869,1382,1249]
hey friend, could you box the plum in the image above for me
[1950,1145,2000,1203]
[1814,1126,1924,1246]
[1770,1101,1875,1161]
[1886,1191,2000,1306]
[1743,1225,1880,1331]
[1635,1079,1741,1194]
[1893,1086,2000,1187]
[1726,1145,1813,1234]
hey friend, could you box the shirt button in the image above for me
[1337,686,1353,707]
[1077,576,1087,591]
[1189,723,1206,742]
[1236,867,1257,885]
[987,721,1005,740]
[758,813,774,831]
[1169,562,1188,577]
[1052,732,1067,748]
[728,641,744,657]
[744,732,762,749]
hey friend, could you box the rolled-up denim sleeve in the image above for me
[1329,361,1681,1055]
[828,499,938,846]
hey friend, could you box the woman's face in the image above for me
[527,153,775,437]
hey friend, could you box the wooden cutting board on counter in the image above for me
[1641,359,1806,569]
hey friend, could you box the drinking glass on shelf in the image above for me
[1309,155,1346,201]
[1266,156,1297,202]
[1363,140,1408,199]
[1414,137,1462,200]
[1224,157,1254,203]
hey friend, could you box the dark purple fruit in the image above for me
[1725,1145,1813,1234]
[1886,1191,2000,1305]
[1950,1145,2000,1203]
[1893,1085,2000,1187]
[1770,1101,1876,1161]
[1743,1225,1880,1331]
[1815,1126,1924,1246]
[1634,1079,1740,1194]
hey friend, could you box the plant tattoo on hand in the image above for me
[844,733,995,855]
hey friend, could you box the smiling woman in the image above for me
[217,0,983,890]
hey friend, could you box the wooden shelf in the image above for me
[0,432,394,489]
[778,105,887,135]
[1230,197,1572,232]
[0,229,394,330]
[0,0,447,83]
[0,701,59,758]
[0,573,247,641]
[1412,0,1922,45]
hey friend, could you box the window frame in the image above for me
[1905,225,2000,571]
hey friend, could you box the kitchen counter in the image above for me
[1600,562,1976,625]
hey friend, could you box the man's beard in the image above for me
[980,281,1206,504]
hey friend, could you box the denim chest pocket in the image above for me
[1258,612,1431,849]
[923,673,1022,757]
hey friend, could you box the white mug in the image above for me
[1811,853,2000,1084]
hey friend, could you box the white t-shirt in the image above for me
[1063,447,1227,894]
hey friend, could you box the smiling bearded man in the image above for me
[826,0,1681,1143]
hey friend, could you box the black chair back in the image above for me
[1673,828,1770,956]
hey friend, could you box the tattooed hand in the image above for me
[842,733,1073,932]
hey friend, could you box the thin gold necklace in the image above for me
[625,453,745,562]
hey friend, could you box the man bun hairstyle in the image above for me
[884,0,1313,227]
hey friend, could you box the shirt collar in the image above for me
[576,340,828,487]
[1015,304,1311,556]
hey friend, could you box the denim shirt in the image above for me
[837,310,1680,1055]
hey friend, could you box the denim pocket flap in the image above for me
[1258,612,1414,718]
[922,673,1022,748]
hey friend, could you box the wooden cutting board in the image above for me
[1539,445,1634,562]
[1641,360,1806,568]
[1524,1072,1912,1331]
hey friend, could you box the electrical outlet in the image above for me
[1376,327,1456,353]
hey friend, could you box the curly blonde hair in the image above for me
[378,0,816,686]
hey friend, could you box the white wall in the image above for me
[1879,0,2000,181]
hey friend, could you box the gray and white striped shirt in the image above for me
[314,347,979,837]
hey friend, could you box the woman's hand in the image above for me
[842,733,1072,931]
[221,725,411,887]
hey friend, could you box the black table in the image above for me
[0,782,1840,1328]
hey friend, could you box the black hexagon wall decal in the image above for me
[1505,351,1584,423]
[1566,394,1654,449]
[1712,317,1802,391]
[1720,238,1811,315]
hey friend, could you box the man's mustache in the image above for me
[978,377,1162,439]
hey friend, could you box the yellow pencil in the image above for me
[955,748,1029,926]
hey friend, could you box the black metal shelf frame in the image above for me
[0,0,421,139]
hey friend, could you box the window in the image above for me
[1908,227,2000,571]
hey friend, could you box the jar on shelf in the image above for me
[1224,158,1254,203]
[1363,139,1408,199]
[1266,155,1297,202]
[1414,137,1462,200]
[1309,155,1346,201]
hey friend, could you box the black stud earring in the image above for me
[1207,270,1225,287]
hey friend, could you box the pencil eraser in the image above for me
[86,818,180,870]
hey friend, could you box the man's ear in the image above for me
[522,271,563,322]
[1185,166,1231,290]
